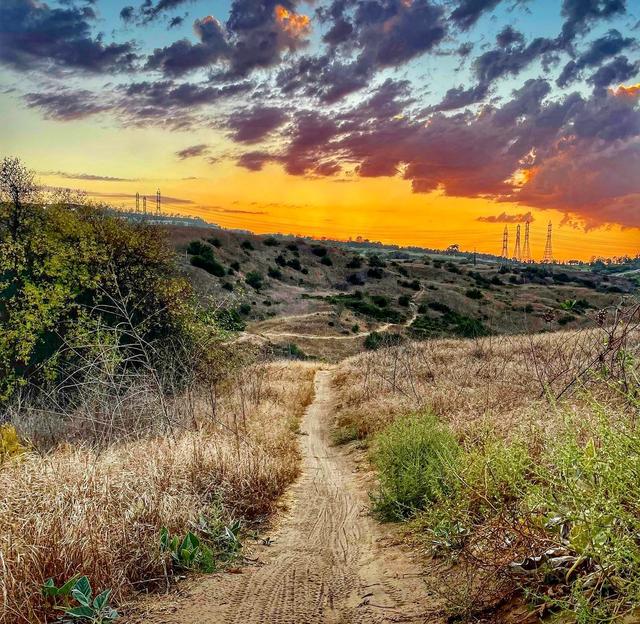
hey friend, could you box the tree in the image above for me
[0,157,38,247]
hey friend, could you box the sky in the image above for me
[0,0,639,261]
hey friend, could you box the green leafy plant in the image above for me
[370,412,460,520]
[160,513,243,574]
[42,575,118,623]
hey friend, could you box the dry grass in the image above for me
[0,360,317,624]
[332,315,639,444]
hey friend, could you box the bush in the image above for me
[215,308,246,332]
[398,294,410,307]
[245,271,264,290]
[346,256,362,269]
[187,240,210,256]
[230,261,240,271]
[465,288,483,300]
[370,413,460,520]
[364,331,404,350]
[368,255,386,268]
[0,197,196,403]
[241,240,254,251]
[311,245,327,257]
[286,258,302,271]
[268,266,282,280]
[367,267,384,279]
[190,254,226,277]
[207,237,222,248]
[263,236,279,247]
[320,256,333,266]
[428,301,451,314]
[364,331,383,350]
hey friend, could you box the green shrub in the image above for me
[245,271,264,290]
[215,309,246,332]
[311,245,327,257]
[0,194,198,403]
[268,266,282,280]
[320,256,333,266]
[465,288,483,300]
[186,240,210,256]
[207,237,222,248]
[370,413,460,520]
[398,294,410,307]
[190,254,226,277]
[346,256,362,269]
[263,236,279,247]
[364,331,383,350]
[241,240,254,251]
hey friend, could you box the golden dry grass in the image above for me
[332,325,639,444]
[0,360,318,624]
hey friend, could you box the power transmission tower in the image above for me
[135,192,140,213]
[142,195,147,216]
[513,224,521,262]
[543,221,553,263]
[501,226,509,258]
[522,220,531,263]
[156,189,161,216]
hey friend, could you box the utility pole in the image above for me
[156,189,161,216]
[513,224,521,262]
[143,195,147,217]
[522,220,531,263]
[135,192,140,213]
[543,221,553,263]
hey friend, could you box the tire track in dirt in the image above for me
[136,370,441,624]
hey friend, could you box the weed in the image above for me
[0,424,27,463]
[370,412,460,521]
[43,575,118,623]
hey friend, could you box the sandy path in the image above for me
[137,370,439,624]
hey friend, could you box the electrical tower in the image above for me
[522,220,531,263]
[135,192,140,213]
[156,189,161,216]
[542,221,553,263]
[142,196,147,216]
[501,226,509,258]
[513,224,521,262]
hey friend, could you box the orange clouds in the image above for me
[274,5,311,38]
[612,83,640,98]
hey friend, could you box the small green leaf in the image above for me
[93,589,112,610]
[64,605,95,618]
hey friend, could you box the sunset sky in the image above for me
[1,0,639,260]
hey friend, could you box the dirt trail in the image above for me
[252,288,423,342]
[138,370,440,624]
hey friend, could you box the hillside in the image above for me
[166,225,637,359]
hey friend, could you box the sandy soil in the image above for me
[134,370,443,624]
